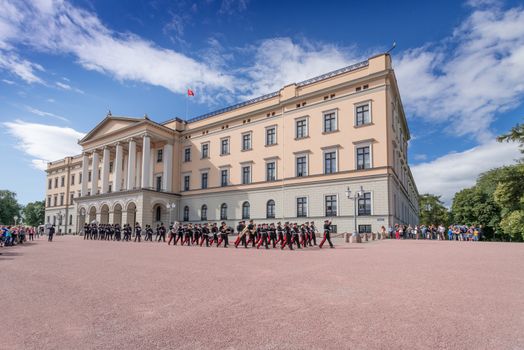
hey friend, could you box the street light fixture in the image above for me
[13,215,18,225]
[346,186,365,238]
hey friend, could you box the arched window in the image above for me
[201,204,207,221]
[220,203,228,220]
[266,200,275,219]
[155,206,161,221]
[242,201,250,219]
[183,206,189,222]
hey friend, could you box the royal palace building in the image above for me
[44,53,419,234]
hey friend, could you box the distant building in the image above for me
[45,53,419,234]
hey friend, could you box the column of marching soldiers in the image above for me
[82,219,335,250]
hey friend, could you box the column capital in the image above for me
[114,141,122,147]
[127,137,137,144]
[91,149,100,156]
[142,132,151,138]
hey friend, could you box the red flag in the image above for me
[187,89,195,96]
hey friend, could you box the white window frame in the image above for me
[200,170,209,189]
[357,191,374,216]
[241,164,252,184]
[354,100,372,126]
[219,167,229,187]
[322,108,338,133]
[220,137,230,155]
[265,125,277,146]
[265,159,277,181]
[182,173,191,191]
[241,131,252,151]
[295,116,309,139]
[295,152,309,177]
[296,195,309,218]
[354,141,373,170]
[322,147,339,174]
[201,142,210,159]
[183,146,191,162]
[324,194,339,217]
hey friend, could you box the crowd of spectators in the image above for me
[0,226,39,247]
[380,224,483,241]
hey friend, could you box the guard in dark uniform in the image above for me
[218,222,228,247]
[158,223,166,242]
[134,223,142,242]
[175,224,184,245]
[48,225,55,242]
[299,224,308,247]
[200,223,210,247]
[275,222,283,247]
[83,223,90,240]
[256,223,269,249]
[292,223,301,249]
[145,225,153,242]
[309,221,317,245]
[319,219,334,248]
[281,222,293,250]
[210,223,218,246]
[114,224,121,241]
[269,223,277,248]
[234,221,245,248]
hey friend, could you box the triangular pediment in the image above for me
[79,116,143,144]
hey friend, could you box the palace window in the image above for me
[358,192,372,216]
[201,143,209,159]
[220,138,230,155]
[201,205,207,221]
[324,151,337,174]
[201,172,208,189]
[242,165,251,184]
[242,201,250,219]
[297,197,308,217]
[220,203,228,220]
[266,162,276,181]
[266,127,276,146]
[71,174,75,185]
[183,175,190,191]
[183,206,189,221]
[295,118,308,139]
[325,195,337,217]
[157,149,163,162]
[48,179,52,189]
[61,176,65,187]
[323,111,337,133]
[220,169,228,187]
[356,103,371,126]
[266,200,275,219]
[184,147,191,162]
[296,155,307,177]
[357,146,371,170]
[359,225,372,234]
[242,132,252,151]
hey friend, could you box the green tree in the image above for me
[0,190,22,225]
[497,123,524,155]
[23,200,45,227]
[418,194,449,226]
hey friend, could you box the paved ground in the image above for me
[1,236,523,350]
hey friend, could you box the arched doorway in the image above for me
[100,204,110,224]
[127,202,137,226]
[152,203,166,225]
[88,206,96,224]
[113,204,122,226]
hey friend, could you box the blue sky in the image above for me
[1,0,523,205]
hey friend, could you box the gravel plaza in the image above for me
[2,236,523,350]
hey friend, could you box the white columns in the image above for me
[127,139,136,190]
[81,153,89,196]
[114,142,123,192]
[91,151,100,195]
[163,143,173,192]
[123,154,128,190]
[141,133,151,189]
[101,146,110,194]
[149,147,154,188]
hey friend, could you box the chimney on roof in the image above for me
[144,113,150,120]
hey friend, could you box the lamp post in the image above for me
[167,203,176,227]
[57,210,62,235]
[13,215,18,225]
[345,186,365,238]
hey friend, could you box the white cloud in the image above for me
[237,37,363,99]
[55,81,84,94]
[395,4,524,140]
[2,78,15,84]
[3,120,84,170]
[411,140,521,205]
[0,51,44,84]
[26,106,69,122]
[0,0,235,95]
